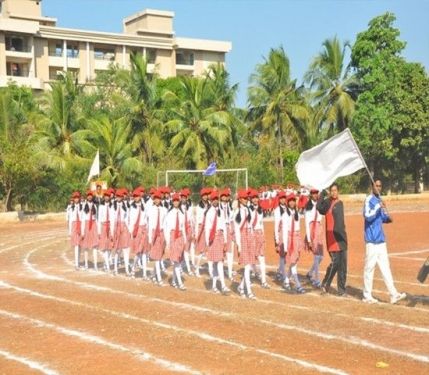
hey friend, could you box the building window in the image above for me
[146,48,156,64]
[5,34,29,52]
[67,43,79,58]
[176,50,194,66]
[49,68,63,80]
[49,42,63,57]
[94,46,115,61]
[6,62,29,77]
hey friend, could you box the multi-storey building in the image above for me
[0,0,232,89]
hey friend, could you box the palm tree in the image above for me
[304,36,358,133]
[163,76,235,169]
[87,116,143,187]
[33,72,91,170]
[247,47,309,180]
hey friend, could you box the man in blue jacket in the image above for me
[362,179,406,304]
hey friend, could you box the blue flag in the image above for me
[203,162,217,176]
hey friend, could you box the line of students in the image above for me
[67,186,324,298]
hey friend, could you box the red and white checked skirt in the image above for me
[252,229,265,257]
[99,222,111,250]
[195,224,206,254]
[70,221,81,247]
[286,231,303,264]
[130,225,143,255]
[168,230,185,263]
[139,225,149,254]
[112,222,130,251]
[149,229,165,261]
[225,224,234,253]
[309,221,324,256]
[239,228,256,266]
[184,224,193,251]
[207,230,225,262]
[81,221,98,249]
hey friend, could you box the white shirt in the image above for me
[97,202,114,236]
[146,204,167,245]
[163,207,187,248]
[127,201,146,234]
[205,205,227,246]
[233,205,252,249]
[304,199,323,241]
[68,203,83,236]
[111,201,128,236]
[249,205,264,231]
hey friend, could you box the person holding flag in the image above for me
[164,193,187,290]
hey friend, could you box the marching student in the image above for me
[137,187,150,280]
[281,193,305,293]
[304,188,324,287]
[81,191,99,271]
[147,190,167,286]
[220,188,235,280]
[128,188,146,279]
[164,193,187,290]
[235,189,256,299]
[180,188,195,276]
[362,179,406,304]
[68,191,83,270]
[273,191,287,283]
[316,183,348,297]
[205,191,230,295]
[194,187,211,277]
[111,188,131,276]
[97,191,113,273]
[248,189,270,289]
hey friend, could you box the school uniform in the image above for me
[81,201,98,250]
[68,203,83,247]
[249,204,265,257]
[205,206,227,262]
[128,201,146,255]
[111,201,130,251]
[164,207,187,263]
[220,202,234,252]
[97,201,113,250]
[305,199,324,256]
[234,205,255,266]
[195,201,210,253]
[281,208,302,265]
[147,204,167,261]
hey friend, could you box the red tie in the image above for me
[133,207,141,238]
[209,210,217,244]
[89,203,94,230]
[106,205,110,236]
[289,213,295,253]
[155,207,160,236]
[174,211,180,239]
[76,207,81,236]
[252,207,258,228]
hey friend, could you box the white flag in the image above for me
[295,128,366,190]
[87,150,100,183]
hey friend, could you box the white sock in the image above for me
[103,251,110,271]
[114,253,119,274]
[92,248,98,270]
[217,261,226,289]
[84,250,89,268]
[258,256,266,284]
[195,254,202,275]
[155,261,161,282]
[226,251,233,278]
[174,264,183,286]
[74,245,80,268]
[290,264,301,288]
[208,260,213,278]
[142,253,147,277]
[189,242,195,267]
[244,265,252,295]
[279,255,285,278]
[123,248,130,274]
[184,251,191,273]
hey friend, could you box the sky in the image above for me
[43,0,429,107]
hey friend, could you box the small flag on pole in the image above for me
[203,162,217,176]
[87,150,100,183]
[295,129,366,190]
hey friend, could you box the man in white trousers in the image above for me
[362,179,406,304]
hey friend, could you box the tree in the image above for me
[247,47,309,181]
[304,36,358,133]
[163,76,235,169]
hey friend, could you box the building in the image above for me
[0,0,232,90]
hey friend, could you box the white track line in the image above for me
[0,309,199,374]
[24,250,429,364]
[390,256,426,261]
[358,317,429,334]
[0,280,348,375]
[389,249,429,256]
[0,348,59,375]
[0,236,58,255]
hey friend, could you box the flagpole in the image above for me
[346,129,375,186]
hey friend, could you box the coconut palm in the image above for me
[163,76,235,169]
[87,115,143,187]
[304,36,358,133]
[247,47,309,179]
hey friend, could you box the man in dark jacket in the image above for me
[316,183,348,296]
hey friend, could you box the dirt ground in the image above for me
[0,200,428,375]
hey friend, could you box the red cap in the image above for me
[161,186,171,194]
[106,188,115,195]
[237,189,248,199]
[135,186,145,194]
[220,188,231,197]
[171,193,181,201]
[248,188,259,198]
[209,190,219,200]
[286,193,296,202]
[200,187,209,196]
[132,188,142,198]
[71,191,81,199]
[149,187,156,195]
[152,190,162,199]
[86,190,93,197]
[180,188,190,197]
[103,191,111,197]
[278,191,287,199]
[310,188,319,194]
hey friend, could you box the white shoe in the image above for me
[390,292,406,304]
[362,297,378,304]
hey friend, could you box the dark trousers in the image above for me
[322,250,347,294]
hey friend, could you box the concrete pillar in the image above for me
[0,33,6,76]
[122,45,126,67]
[86,41,90,80]
[29,36,35,77]
[63,39,67,71]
